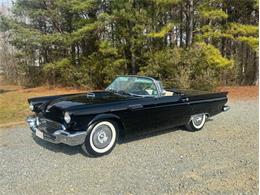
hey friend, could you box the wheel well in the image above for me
[111,118,125,138]
[89,117,125,139]
[189,112,210,121]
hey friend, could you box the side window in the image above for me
[140,80,158,96]
[129,78,158,96]
[145,84,158,95]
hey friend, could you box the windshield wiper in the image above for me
[106,89,128,95]
[119,90,146,97]
[107,89,141,97]
[117,90,133,96]
[106,88,117,93]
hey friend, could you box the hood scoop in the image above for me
[86,92,95,98]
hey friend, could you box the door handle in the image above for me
[181,97,189,102]
[128,104,143,110]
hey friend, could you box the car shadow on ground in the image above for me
[32,118,214,157]
[32,135,84,156]
[118,126,187,144]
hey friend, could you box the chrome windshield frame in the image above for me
[106,75,164,98]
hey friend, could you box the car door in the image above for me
[152,95,191,130]
[119,95,191,137]
[118,97,160,137]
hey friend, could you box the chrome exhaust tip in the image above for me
[222,105,230,112]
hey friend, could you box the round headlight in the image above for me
[29,103,34,111]
[64,112,71,124]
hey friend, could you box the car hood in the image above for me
[45,91,135,112]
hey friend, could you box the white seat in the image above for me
[164,91,173,96]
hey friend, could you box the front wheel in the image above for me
[185,113,206,131]
[82,120,118,157]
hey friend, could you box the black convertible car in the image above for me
[27,75,229,157]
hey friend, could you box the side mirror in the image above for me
[172,88,179,93]
[172,88,184,95]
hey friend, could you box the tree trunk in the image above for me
[243,48,257,85]
[131,51,136,74]
[238,43,244,85]
[71,44,76,65]
[221,37,226,56]
[180,2,183,47]
[254,52,259,85]
[186,0,194,47]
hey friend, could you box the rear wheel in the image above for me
[82,120,118,157]
[185,113,206,131]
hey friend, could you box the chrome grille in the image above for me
[37,117,64,133]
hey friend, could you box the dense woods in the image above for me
[0,0,258,90]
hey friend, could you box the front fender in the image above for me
[87,113,125,138]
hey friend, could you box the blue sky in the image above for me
[0,0,12,7]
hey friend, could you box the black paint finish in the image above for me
[28,89,228,138]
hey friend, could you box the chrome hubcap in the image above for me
[192,114,204,127]
[97,131,108,144]
[93,125,112,149]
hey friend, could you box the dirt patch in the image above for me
[0,83,85,124]
[22,86,86,93]
[217,86,258,101]
[0,121,26,128]
[0,84,85,94]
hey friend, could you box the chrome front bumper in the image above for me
[27,116,87,146]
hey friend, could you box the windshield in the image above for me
[106,76,158,97]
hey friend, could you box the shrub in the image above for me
[139,43,233,91]
[43,58,80,87]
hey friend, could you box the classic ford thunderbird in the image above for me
[27,75,230,156]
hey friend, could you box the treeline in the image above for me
[0,0,258,90]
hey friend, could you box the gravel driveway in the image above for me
[0,100,258,194]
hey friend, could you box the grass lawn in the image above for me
[0,84,83,125]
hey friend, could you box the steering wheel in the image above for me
[143,85,157,96]
[131,90,150,96]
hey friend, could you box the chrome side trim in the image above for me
[189,97,227,104]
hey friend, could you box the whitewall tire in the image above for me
[82,120,118,157]
[185,113,206,131]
